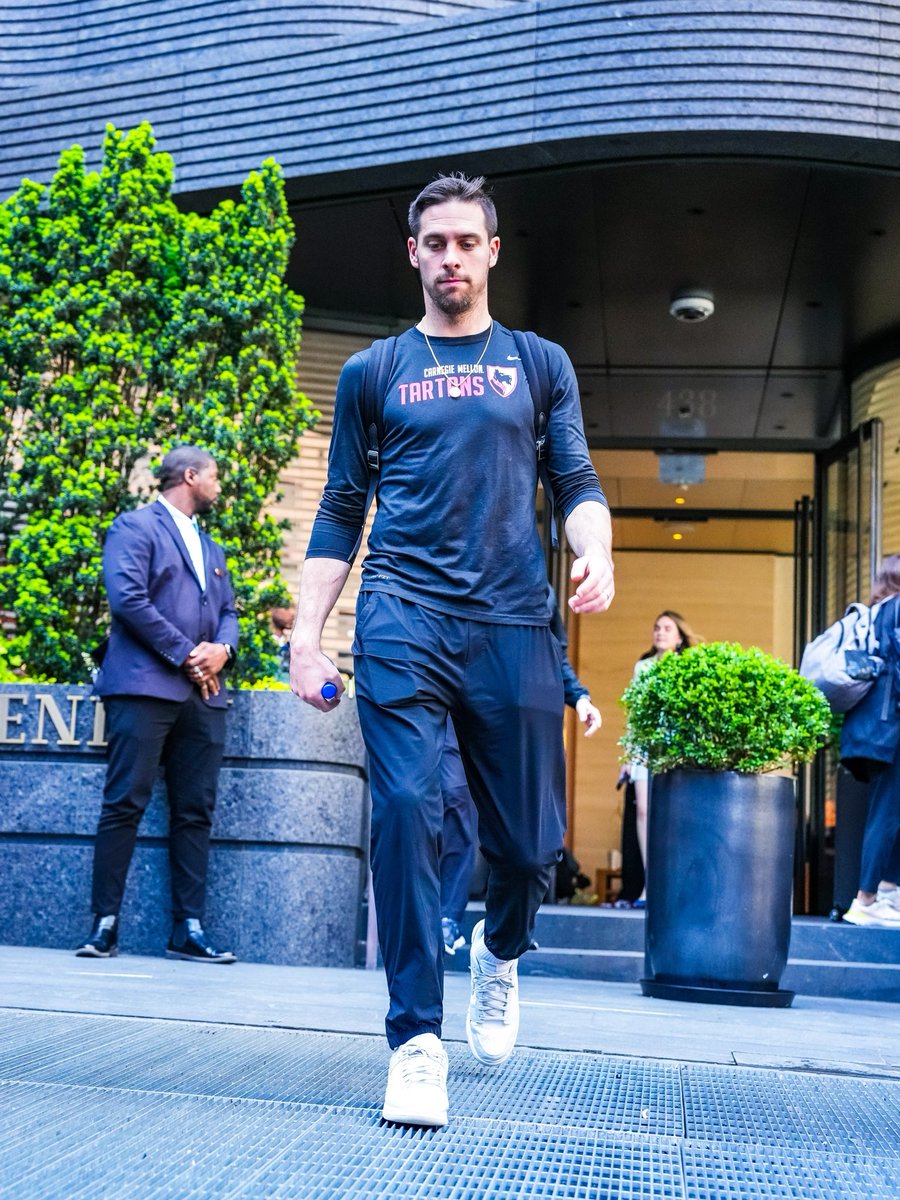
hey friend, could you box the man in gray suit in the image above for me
[76,445,239,963]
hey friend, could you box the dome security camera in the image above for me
[669,289,715,323]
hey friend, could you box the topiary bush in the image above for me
[0,123,315,683]
[620,642,831,774]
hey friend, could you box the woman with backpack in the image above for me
[840,556,900,928]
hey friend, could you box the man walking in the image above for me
[76,445,239,964]
[290,174,613,1125]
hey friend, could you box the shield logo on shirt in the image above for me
[487,365,518,398]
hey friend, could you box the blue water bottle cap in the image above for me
[320,682,338,701]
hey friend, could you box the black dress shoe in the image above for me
[166,919,236,964]
[75,915,118,958]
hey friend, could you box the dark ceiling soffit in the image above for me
[591,436,833,453]
[615,546,796,557]
[581,366,841,377]
[614,508,797,521]
[848,327,900,382]
[176,131,900,215]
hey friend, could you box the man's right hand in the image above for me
[183,646,221,700]
[290,644,345,712]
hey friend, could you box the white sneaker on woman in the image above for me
[382,1033,448,1126]
[876,886,900,911]
[844,897,900,927]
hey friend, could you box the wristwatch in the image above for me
[221,643,235,664]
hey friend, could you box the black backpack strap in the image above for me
[361,336,396,473]
[352,336,396,560]
[512,329,557,548]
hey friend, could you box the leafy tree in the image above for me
[0,123,314,682]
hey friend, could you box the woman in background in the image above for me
[622,611,701,907]
[840,557,900,927]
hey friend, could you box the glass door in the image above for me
[802,420,883,913]
[792,495,814,912]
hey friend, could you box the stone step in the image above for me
[445,905,900,1002]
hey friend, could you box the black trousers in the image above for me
[353,592,566,1049]
[91,693,226,921]
[858,740,900,894]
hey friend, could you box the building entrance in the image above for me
[566,448,818,906]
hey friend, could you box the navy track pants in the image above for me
[353,591,566,1049]
[440,717,478,925]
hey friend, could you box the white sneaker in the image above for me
[876,886,900,912]
[466,920,519,1066]
[382,1033,448,1127]
[844,898,900,928]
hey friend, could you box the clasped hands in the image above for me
[183,641,228,700]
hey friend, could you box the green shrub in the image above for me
[0,639,24,683]
[0,123,316,683]
[620,642,831,774]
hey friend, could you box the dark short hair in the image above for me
[156,445,215,491]
[408,172,498,240]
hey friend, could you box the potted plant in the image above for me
[620,642,830,1007]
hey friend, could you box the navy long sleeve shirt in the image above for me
[307,323,606,625]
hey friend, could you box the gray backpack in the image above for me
[799,602,883,713]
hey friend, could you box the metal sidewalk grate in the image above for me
[681,1142,900,1200]
[0,1081,684,1200]
[682,1063,900,1157]
[0,1010,681,1136]
[2,1009,899,1199]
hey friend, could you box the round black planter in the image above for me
[640,769,795,1007]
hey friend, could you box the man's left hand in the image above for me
[568,550,615,614]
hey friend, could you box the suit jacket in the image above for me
[94,501,240,709]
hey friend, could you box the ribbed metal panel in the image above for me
[852,362,900,558]
[3,2,900,199]
[0,0,510,80]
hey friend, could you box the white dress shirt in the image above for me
[157,495,206,590]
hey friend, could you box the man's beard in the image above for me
[424,274,475,317]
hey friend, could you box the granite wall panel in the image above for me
[0,685,369,967]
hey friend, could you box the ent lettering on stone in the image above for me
[0,692,107,749]
[33,693,83,746]
[0,693,27,745]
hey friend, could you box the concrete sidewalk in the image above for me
[2,945,899,1197]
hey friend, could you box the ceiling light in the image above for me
[675,496,686,505]
[672,532,683,541]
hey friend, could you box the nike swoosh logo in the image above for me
[507,355,520,361]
